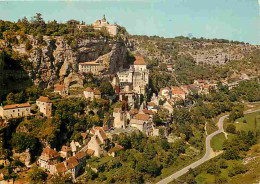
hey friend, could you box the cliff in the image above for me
[11,36,128,90]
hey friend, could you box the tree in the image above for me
[25,39,32,51]
[28,166,47,183]
[98,81,114,97]
[226,124,236,134]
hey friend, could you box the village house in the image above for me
[36,96,52,117]
[59,146,72,159]
[83,87,101,101]
[55,156,81,179]
[119,91,135,108]
[130,113,152,135]
[150,93,160,106]
[54,84,68,96]
[92,15,118,36]
[113,108,127,129]
[37,147,60,174]
[87,127,108,157]
[70,140,81,155]
[171,86,186,101]
[79,61,105,75]
[162,100,174,114]
[167,65,173,72]
[147,102,156,110]
[108,145,124,157]
[0,103,31,120]
[159,87,171,100]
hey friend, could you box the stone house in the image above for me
[113,108,127,129]
[54,85,68,96]
[159,87,171,100]
[119,91,134,108]
[70,140,81,155]
[0,103,31,120]
[75,151,87,166]
[171,86,186,101]
[59,146,72,159]
[162,100,174,115]
[36,96,52,117]
[130,113,152,135]
[87,127,108,157]
[108,145,124,157]
[55,156,81,179]
[37,147,60,174]
[83,87,101,101]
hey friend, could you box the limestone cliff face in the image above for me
[12,36,128,89]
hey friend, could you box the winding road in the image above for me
[156,108,260,184]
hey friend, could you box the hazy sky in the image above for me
[0,0,259,45]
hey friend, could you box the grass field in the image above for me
[234,111,260,132]
[211,133,226,151]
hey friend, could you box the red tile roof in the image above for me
[134,56,146,65]
[41,147,59,160]
[55,162,67,173]
[86,149,95,155]
[84,87,93,92]
[171,86,185,95]
[37,96,51,103]
[65,156,79,169]
[129,109,139,115]
[80,61,100,65]
[81,133,87,140]
[3,103,30,110]
[134,114,150,121]
[75,151,87,160]
[108,145,124,153]
[94,90,101,95]
[142,109,154,115]
[61,146,71,152]
[147,102,155,106]
[54,85,65,92]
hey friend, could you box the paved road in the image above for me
[156,108,260,184]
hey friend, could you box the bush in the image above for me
[226,124,236,134]
[25,39,32,51]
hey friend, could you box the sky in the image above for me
[0,0,259,45]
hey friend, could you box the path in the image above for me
[156,108,260,184]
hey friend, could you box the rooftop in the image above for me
[36,96,51,103]
[134,56,146,65]
[3,103,31,110]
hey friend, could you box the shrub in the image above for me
[226,124,236,134]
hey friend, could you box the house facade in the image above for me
[36,96,52,117]
[0,103,31,120]
[79,61,105,75]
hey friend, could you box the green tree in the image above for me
[28,166,47,183]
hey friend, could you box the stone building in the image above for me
[92,15,118,36]
[117,56,149,95]
[119,91,135,108]
[83,87,101,101]
[113,108,127,129]
[54,84,68,96]
[37,147,60,174]
[79,61,105,75]
[87,127,108,157]
[130,113,152,135]
[36,96,52,117]
[0,103,31,120]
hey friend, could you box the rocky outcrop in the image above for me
[12,36,128,89]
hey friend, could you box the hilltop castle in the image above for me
[92,15,118,36]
